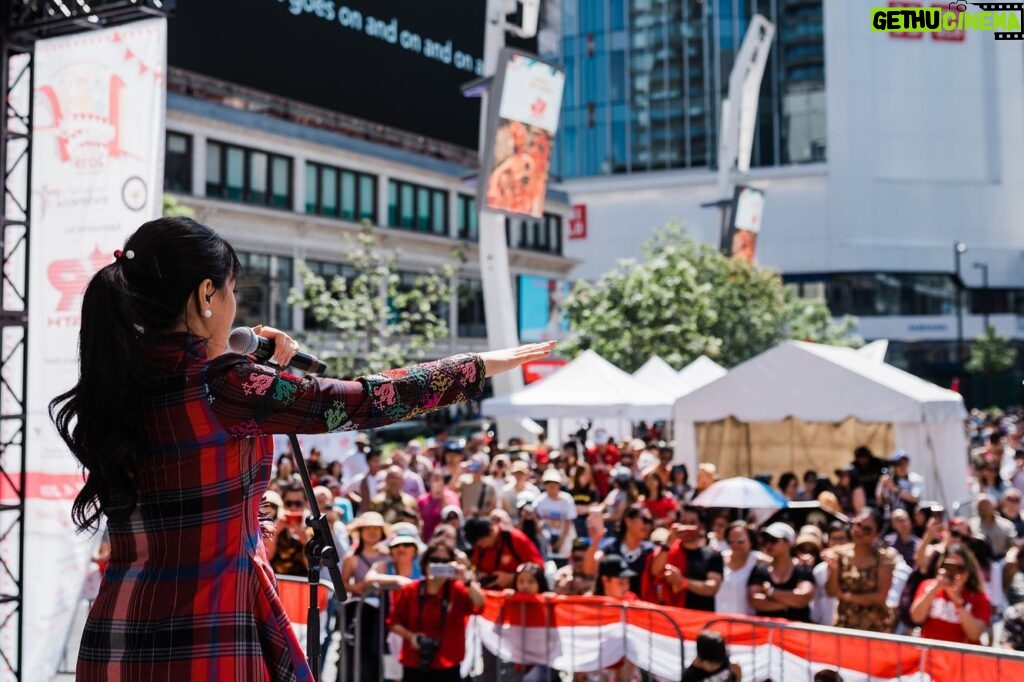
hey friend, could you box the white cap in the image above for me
[761,522,796,544]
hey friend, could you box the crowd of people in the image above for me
[256,415,1024,679]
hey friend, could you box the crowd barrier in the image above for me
[320,587,1024,682]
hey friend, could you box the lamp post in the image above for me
[974,261,989,330]
[954,241,967,378]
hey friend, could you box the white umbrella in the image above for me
[691,477,788,510]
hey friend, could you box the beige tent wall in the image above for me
[695,417,894,480]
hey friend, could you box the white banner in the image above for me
[4,19,167,681]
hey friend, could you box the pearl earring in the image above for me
[203,309,213,319]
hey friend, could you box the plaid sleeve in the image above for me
[206,352,486,438]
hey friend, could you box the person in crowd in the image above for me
[314,484,350,558]
[976,462,1008,500]
[418,469,461,541]
[367,522,426,587]
[554,538,596,596]
[271,482,310,576]
[511,562,550,595]
[646,442,675,487]
[669,463,693,502]
[371,465,422,526]
[341,512,391,595]
[388,539,484,682]
[585,503,657,598]
[602,471,641,531]
[592,554,638,600]
[910,543,991,645]
[654,506,724,612]
[827,521,851,546]
[1000,595,1024,650]
[884,509,921,568]
[852,446,886,506]
[1000,488,1024,539]
[430,523,472,568]
[459,452,500,518]
[343,449,384,511]
[641,470,678,528]
[569,462,599,538]
[466,516,544,589]
[586,429,620,498]
[973,431,1013,475]
[826,508,897,632]
[778,471,799,502]
[796,525,832,625]
[489,453,512,488]
[260,490,284,559]
[271,453,300,490]
[390,451,427,499]
[707,511,731,553]
[1009,450,1024,495]
[682,630,742,682]
[833,465,866,517]
[796,470,819,502]
[695,463,719,497]
[517,492,550,558]
[610,450,638,481]
[533,468,577,561]
[716,521,758,616]
[876,451,923,519]
[440,440,466,485]
[748,522,815,622]
[502,460,540,522]
[440,505,470,554]
[970,493,1018,560]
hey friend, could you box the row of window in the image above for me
[786,272,1024,317]
[164,132,564,255]
[235,251,488,338]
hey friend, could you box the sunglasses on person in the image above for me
[760,535,780,546]
[941,562,966,575]
[284,499,304,509]
[854,521,877,533]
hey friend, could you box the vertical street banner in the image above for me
[726,185,766,263]
[480,49,565,219]
[4,19,166,680]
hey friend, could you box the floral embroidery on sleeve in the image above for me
[241,372,275,397]
[228,419,262,438]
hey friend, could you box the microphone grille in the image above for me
[227,327,260,355]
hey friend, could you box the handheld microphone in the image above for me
[228,327,327,375]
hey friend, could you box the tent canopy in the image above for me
[633,356,690,398]
[672,341,968,507]
[677,355,728,395]
[673,341,964,424]
[482,349,673,420]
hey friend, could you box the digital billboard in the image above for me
[167,0,533,149]
[518,275,570,343]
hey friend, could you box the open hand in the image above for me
[479,341,556,378]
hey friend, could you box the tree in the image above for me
[560,224,860,371]
[162,194,195,218]
[289,224,455,378]
[966,325,1017,376]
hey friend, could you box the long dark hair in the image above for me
[50,217,240,532]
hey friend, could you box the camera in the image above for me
[427,563,457,580]
[416,635,441,670]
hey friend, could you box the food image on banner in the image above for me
[481,49,565,219]
[727,185,766,264]
[518,275,570,342]
[2,19,167,681]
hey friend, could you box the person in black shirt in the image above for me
[681,630,741,682]
[651,506,723,611]
[748,522,815,622]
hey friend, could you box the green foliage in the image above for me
[162,194,195,218]
[289,224,454,378]
[966,324,1017,375]
[560,224,860,371]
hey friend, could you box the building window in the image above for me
[386,179,448,236]
[305,162,377,223]
[206,140,292,208]
[455,194,479,241]
[235,251,294,329]
[304,260,356,330]
[505,214,563,256]
[164,131,192,193]
[785,272,959,317]
[458,278,487,338]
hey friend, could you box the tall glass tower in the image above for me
[556,0,826,178]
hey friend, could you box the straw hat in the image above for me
[347,511,391,536]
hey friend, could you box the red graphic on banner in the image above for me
[568,204,588,240]
[523,358,567,384]
[47,246,110,312]
[931,3,966,41]
[530,97,547,117]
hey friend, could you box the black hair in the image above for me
[50,217,240,532]
[695,630,728,664]
[778,471,798,494]
[420,537,457,574]
[464,516,492,547]
[514,562,550,593]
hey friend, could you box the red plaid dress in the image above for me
[76,333,486,681]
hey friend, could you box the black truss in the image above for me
[0,2,170,679]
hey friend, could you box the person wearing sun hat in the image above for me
[534,468,577,561]
[501,459,540,522]
[366,522,426,588]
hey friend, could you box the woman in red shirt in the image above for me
[910,543,991,644]
[388,539,485,682]
[641,471,678,528]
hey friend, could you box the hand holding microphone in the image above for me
[228,325,327,374]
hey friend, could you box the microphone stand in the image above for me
[288,433,348,681]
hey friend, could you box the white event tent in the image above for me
[633,356,690,398]
[677,355,728,394]
[672,341,969,507]
[482,349,673,421]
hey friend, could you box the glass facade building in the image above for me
[557,0,826,178]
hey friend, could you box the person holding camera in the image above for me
[909,542,991,644]
[388,539,484,682]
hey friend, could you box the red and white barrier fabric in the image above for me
[474,592,1024,681]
